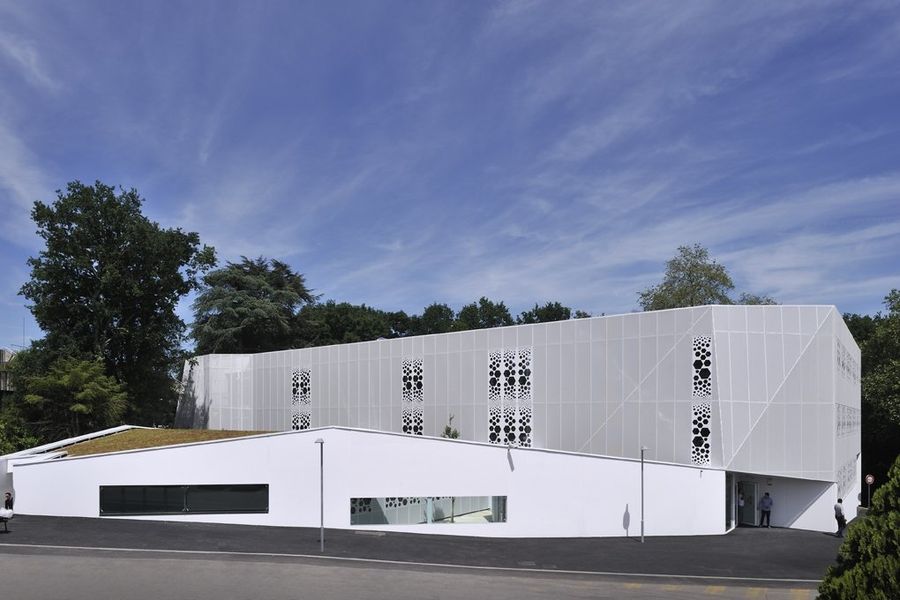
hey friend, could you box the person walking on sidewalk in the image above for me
[759,492,773,527]
[834,498,846,537]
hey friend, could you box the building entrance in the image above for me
[737,481,758,526]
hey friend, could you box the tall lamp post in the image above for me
[640,445,648,544]
[315,438,325,552]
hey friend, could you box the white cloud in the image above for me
[0,32,60,92]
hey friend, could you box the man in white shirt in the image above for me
[834,498,846,537]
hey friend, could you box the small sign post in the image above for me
[865,474,875,507]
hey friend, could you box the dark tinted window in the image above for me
[100,484,268,515]
[188,485,268,513]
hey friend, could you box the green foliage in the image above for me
[737,292,778,305]
[18,356,127,440]
[518,301,571,324]
[638,244,775,310]
[0,405,40,455]
[296,301,398,346]
[638,244,735,310]
[455,297,514,330]
[409,303,456,335]
[819,455,900,599]
[441,414,460,439]
[20,181,215,426]
[845,290,900,496]
[192,257,315,354]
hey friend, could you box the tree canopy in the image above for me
[409,303,456,335]
[455,297,515,330]
[844,290,900,497]
[192,257,315,354]
[638,244,776,310]
[19,180,215,426]
[20,356,127,440]
[296,301,399,346]
[818,453,900,599]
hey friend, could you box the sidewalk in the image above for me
[0,516,841,582]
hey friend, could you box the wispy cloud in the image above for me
[0,32,60,92]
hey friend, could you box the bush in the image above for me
[818,454,900,599]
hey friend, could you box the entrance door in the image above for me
[726,472,735,531]
[738,481,758,526]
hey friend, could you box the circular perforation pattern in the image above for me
[691,402,712,465]
[692,336,713,397]
[488,348,533,446]
[402,359,424,435]
[291,369,312,431]
[350,497,373,515]
[290,369,301,431]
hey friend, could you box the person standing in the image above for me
[759,492,773,527]
[834,498,846,537]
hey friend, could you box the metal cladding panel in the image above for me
[175,306,856,481]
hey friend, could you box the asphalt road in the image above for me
[0,515,842,598]
[0,546,820,600]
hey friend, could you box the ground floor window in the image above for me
[99,484,268,516]
[350,496,507,525]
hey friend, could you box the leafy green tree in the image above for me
[846,290,900,495]
[19,357,127,440]
[818,454,900,599]
[455,297,514,330]
[385,311,412,338]
[573,309,593,319]
[0,405,40,455]
[638,244,776,310]
[295,301,395,346]
[409,303,456,335]
[192,257,315,354]
[737,292,778,305]
[843,313,880,349]
[518,301,572,324]
[638,244,735,310]
[19,180,215,426]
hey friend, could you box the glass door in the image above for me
[738,481,758,526]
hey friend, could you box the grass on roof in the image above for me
[65,428,271,457]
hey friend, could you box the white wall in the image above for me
[12,427,725,538]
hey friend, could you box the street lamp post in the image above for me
[640,445,648,544]
[315,438,324,552]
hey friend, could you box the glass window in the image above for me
[100,484,268,516]
[350,496,507,525]
[188,485,268,513]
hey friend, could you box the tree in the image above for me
[409,303,456,335]
[20,357,127,440]
[518,301,572,324]
[638,244,776,310]
[737,292,778,305]
[295,301,395,346]
[818,454,900,599]
[846,290,900,496]
[20,180,215,426]
[455,297,514,330]
[192,257,315,354]
[638,244,735,310]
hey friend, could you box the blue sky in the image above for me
[1,1,899,350]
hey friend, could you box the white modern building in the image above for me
[3,305,861,538]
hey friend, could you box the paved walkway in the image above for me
[0,516,841,584]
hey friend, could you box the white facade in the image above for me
[4,305,861,537]
[13,427,727,537]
